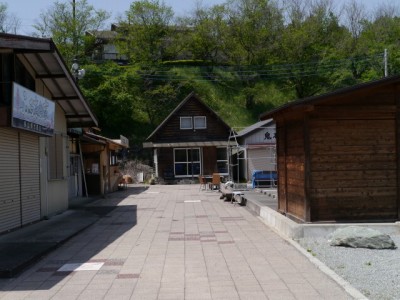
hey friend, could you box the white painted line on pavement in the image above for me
[57,262,104,272]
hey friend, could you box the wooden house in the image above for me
[260,76,400,223]
[143,92,231,182]
[85,24,128,64]
[80,130,128,196]
[0,33,97,233]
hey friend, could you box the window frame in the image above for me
[216,147,229,175]
[173,148,201,177]
[180,117,193,130]
[194,116,207,129]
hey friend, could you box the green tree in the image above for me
[358,3,400,78]
[226,0,284,65]
[279,0,349,98]
[116,0,174,65]
[33,0,110,65]
[179,3,229,64]
[79,62,139,140]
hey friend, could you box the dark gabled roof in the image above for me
[260,75,400,120]
[0,33,98,127]
[236,119,274,138]
[145,92,231,141]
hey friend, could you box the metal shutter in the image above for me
[0,128,21,232]
[20,132,40,225]
[247,147,276,179]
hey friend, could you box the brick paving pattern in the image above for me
[0,185,353,299]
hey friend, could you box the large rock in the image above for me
[329,226,397,249]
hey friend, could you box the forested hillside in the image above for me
[33,0,400,152]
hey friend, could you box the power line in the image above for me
[133,53,384,82]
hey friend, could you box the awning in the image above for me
[0,33,98,128]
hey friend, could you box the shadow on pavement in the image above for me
[0,185,147,280]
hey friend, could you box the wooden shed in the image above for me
[260,76,400,223]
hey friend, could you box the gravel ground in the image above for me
[296,233,400,300]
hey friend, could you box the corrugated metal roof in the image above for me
[85,132,128,148]
[236,119,274,137]
[0,33,98,127]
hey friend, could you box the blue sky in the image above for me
[6,0,225,34]
[4,0,396,35]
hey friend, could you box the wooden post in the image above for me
[278,120,288,214]
[304,115,311,222]
[396,85,400,220]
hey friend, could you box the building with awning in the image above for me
[0,33,97,233]
[80,130,129,196]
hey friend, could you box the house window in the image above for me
[174,148,201,176]
[180,116,207,130]
[110,150,118,166]
[0,54,35,107]
[180,117,192,129]
[48,133,65,180]
[216,147,228,174]
[194,116,206,129]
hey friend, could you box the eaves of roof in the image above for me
[0,33,98,128]
[260,75,400,120]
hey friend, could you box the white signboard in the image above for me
[120,135,129,147]
[11,82,55,136]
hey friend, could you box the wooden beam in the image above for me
[53,96,79,101]
[36,73,65,79]
[283,123,288,214]
[396,86,400,220]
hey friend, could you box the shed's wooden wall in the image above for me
[271,81,400,222]
[277,120,306,220]
[308,118,397,221]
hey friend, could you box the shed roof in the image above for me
[85,131,128,148]
[235,119,274,138]
[0,33,98,127]
[260,75,400,120]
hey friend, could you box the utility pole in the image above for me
[384,49,388,77]
[73,0,77,57]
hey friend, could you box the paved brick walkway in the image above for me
[0,185,353,299]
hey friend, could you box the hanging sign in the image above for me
[120,135,129,147]
[11,82,55,136]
